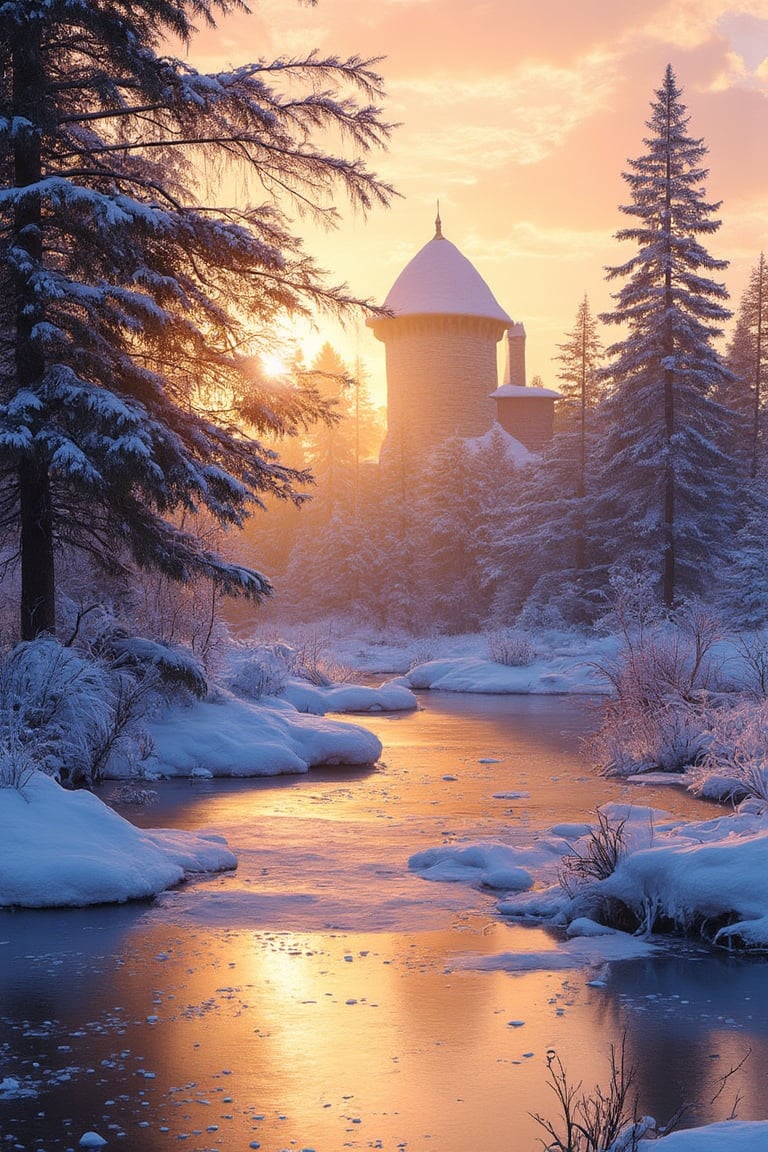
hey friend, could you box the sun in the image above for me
[260,350,290,379]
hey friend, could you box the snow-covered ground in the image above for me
[284,623,618,692]
[410,800,768,950]
[280,676,418,714]
[641,1122,768,1150]
[0,771,236,907]
[108,687,385,779]
[405,652,609,694]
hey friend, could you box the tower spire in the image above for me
[434,200,443,239]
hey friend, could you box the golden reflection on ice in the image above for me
[70,693,766,1151]
[135,921,615,1151]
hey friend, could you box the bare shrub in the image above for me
[532,1038,747,1150]
[531,1039,655,1152]
[407,640,435,671]
[732,634,768,699]
[127,560,230,674]
[559,809,629,898]
[590,582,723,776]
[288,628,357,686]
[0,639,155,789]
[487,628,536,667]
[226,643,291,700]
[87,671,157,783]
[689,700,768,804]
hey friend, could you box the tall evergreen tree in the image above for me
[0,0,392,638]
[414,436,490,631]
[723,253,768,478]
[554,293,603,570]
[595,65,736,605]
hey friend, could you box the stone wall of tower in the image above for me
[377,314,506,462]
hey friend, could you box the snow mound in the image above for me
[108,689,382,778]
[408,842,534,891]
[281,678,418,715]
[0,772,236,908]
[639,1121,768,1150]
[405,655,608,695]
[600,815,768,947]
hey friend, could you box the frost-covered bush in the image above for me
[226,643,291,700]
[590,591,723,776]
[407,640,435,671]
[591,696,710,776]
[486,628,536,667]
[288,629,357,686]
[110,782,158,806]
[103,635,208,699]
[227,632,358,696]
[0,639,158,789]
[0,728,40,790]
[689,700,768,804]
[0,640,118,787]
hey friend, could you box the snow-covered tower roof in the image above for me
[369,213,513,460]
[381,215,512,325]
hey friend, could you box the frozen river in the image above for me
[2,692,768,1150]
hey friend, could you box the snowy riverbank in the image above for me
[411,800,768,951]
[0,771,237,907]
[0,679,390,907]
[107,687,385,779]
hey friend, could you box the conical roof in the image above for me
[382,228,512,324]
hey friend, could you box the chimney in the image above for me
[503,323,526,387]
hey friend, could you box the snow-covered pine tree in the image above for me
[553,293,603,570]
[595,65,737,606]
[302,344,360,525]
[0,0,392,638]
[482,433,590,625]
[723,253,768,478]
[478,304,602,627]
[412,436,491,631]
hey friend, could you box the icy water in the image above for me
[2,693,768,1152]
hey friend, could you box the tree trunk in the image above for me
[13,20,56,638]
[19,456,56,638]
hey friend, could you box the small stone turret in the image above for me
[491,324,558,451]
[368,219,511,462]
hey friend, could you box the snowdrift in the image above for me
[0,772,236,908]
[411,802,768,952]
[108,689,383,778]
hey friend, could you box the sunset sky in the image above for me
[192,0,768,404]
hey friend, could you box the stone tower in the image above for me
[368,215,512,462]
